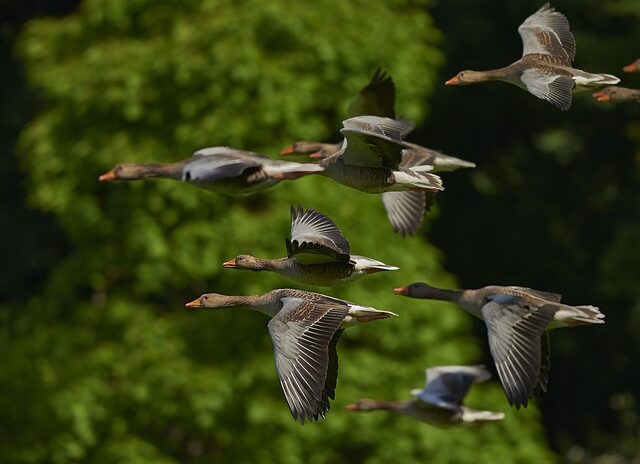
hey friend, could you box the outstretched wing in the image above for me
[481,294,558,408]
[521,69,574,111]
[415,365,492,411]
[347,68,396,119]
[339,116,412,169]
[381,191,431,236]
[268,298,348,423]
[286,205,351,263]
[183,151,263,182]
[518,3,575,66]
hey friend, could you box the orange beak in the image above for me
[222,259,237,268]
[592,91,611,102]
[344,403,358,411]
[280,145,295,156]
[99,169,117,182]
[623,63,638,73]
[393,286,408,296]
[185,298,202,308]
[445,76,461,86]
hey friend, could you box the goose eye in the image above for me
[204,295,209,300]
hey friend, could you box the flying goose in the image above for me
[345,365,505,426]
[223,205,398,286]
[314,115,444,235]
[393,283,604,408]
[185,288,396,423]
[593,86,640,103]
[99,146,323,193]
[445,3,620,110]
[281,70,474,235]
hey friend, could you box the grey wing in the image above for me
[521,69,573,111]
[417,365,491,411]
[268,298,349,423]
[192,146,270,160]
[382,191,434,236]
[339,116,412,169]
[286,205,351,262]
[183,153,262,182]
[481,296,559,408]
[537,331,551,394]
[347,68,396,119]
[518,3,575,65]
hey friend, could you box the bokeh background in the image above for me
[1,0,639,462]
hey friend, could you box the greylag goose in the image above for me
[223,205,398,286]
[393,283,605,408]
[624,59,640,73]
[99,146,323,194]
[445,3,620,110]
[345,365,504,427]
[281,70,474,236]
[317,115,445,236]
[185,288,397,423]
[593,86,640,103]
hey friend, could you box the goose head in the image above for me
[222,254,267,270]
[185,293,239,309]
[445,70,488,86]
[394,282,444,299]
[99,163,147,181]
[280,141,334,159]
[623,59,640,73]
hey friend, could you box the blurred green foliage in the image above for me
[1,0,556,463]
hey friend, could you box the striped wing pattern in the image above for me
[481,295,558,408]
[518,2,576,66]
[268,298,349,423]
[287,205,351,261]
[340,116,413,169]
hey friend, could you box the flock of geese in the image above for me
[99,3,621,426]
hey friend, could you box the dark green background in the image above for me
[1,0,638,462]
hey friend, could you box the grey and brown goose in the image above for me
[99,146,323,194]
[281,70,474,235]
[446,3,620,110]
[316,115,444,236]
[593,86,640,103]
[223,205,398,286]
[624,58,640,73]
[346,365,504,427]
[185,288,396,423]
[394,283,605,408]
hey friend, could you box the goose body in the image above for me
[99,146,323,194]
[223,206,398,286]
[282,70,473,236]
[446,3,620,110]
[185,288,396,423]
[394,282,604,408]
[593,86,640,103]
[346,365,504,427]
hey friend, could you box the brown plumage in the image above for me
[185,288,396,423]
[394,282,604,408]
[445,3,620,110]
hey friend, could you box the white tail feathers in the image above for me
[395,169,444,191]
[263,161,324,179]
[553,304,605,326]
[461,407,505,423]
[596,74,621,85]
